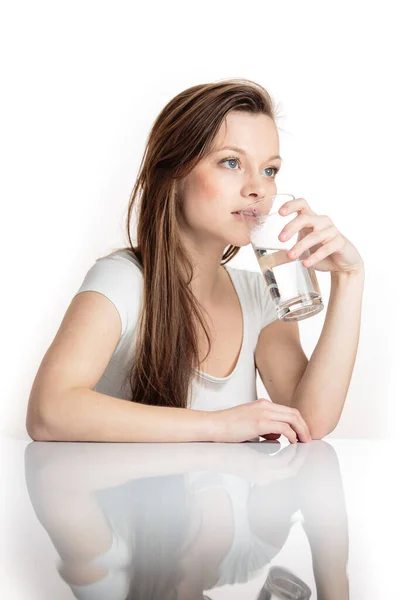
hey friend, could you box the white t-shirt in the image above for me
[73,249,278,410]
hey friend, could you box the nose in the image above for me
[246,188,265,200]
[241,174,275,200]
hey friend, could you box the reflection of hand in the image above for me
[25,434,312,494]
[229,438,312,486]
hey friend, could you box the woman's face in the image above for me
[177,110,281,249]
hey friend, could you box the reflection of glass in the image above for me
[238,193,324,322]
[256,565,312,599]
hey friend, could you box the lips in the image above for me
[231,210,257,217]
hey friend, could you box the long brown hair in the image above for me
[119,78,280,408]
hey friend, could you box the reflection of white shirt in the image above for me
[68,543,130,600]
[74,248,278,410]
[188,472,281,587]
[67,473,281,600]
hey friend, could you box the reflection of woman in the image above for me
[72,475,194,600]
[24,439,349,599]
[26,77,364,445]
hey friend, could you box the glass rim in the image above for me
[239,193,296,217]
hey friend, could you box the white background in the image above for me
[1,0,398,440]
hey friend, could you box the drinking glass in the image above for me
[238,193,324,322]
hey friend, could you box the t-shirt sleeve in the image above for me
[255,271,279,331]
[69,570,129,600]
[73,255,143,339]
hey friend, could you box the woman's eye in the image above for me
[220,158,279,177]
[264,167,279,177]
[220,158,240,169]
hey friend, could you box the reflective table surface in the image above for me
[1,435,398,599]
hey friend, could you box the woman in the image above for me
[25,78,364,443]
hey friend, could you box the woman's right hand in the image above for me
[210,397,313,444]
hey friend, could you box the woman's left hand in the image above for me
[278,197,364,275]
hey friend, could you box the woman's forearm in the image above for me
[292,268,365,438]
[27,387,217,443]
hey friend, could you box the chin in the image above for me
[226,232,251,248]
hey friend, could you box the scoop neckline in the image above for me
[195,265,246,383]
[115,251,246,382]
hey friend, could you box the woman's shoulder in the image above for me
[97,247,143,273]
[74,248,144,338]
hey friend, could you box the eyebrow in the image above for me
[213,145,282,162]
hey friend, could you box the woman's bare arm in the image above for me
[26,290,216,443]
[28,386,216,442]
